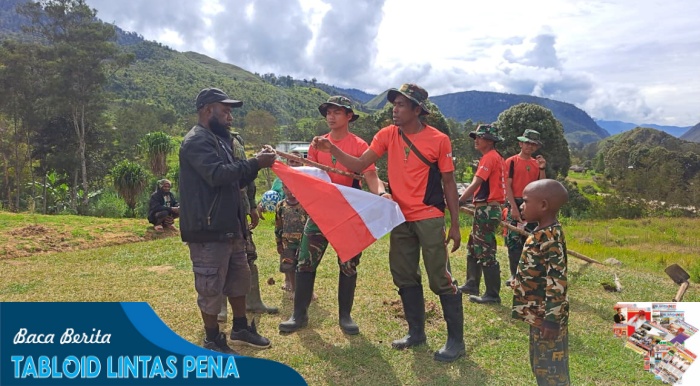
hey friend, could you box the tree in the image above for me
[20,0,134,212]
[0,40,47,211]
[243,109,279,149]
[111,160,148,217]
[142,132,173,178]
[496,103,571,179]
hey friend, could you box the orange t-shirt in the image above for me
[473,149,505,203]
[369,124,454,221]
[505,155,540,198]
[308,133,375,187]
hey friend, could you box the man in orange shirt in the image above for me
[311,84,464,362]
[279,96,384,336]
[504,129,546,287]
[458,124,506,304]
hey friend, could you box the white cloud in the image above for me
[85,0,700,126]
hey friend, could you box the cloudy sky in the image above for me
[86,0,700,126]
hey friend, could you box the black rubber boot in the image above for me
[392,286,427,349]
[279,271,315,333]
[434,292,466,362]
[338,272,359,335]
[246,262,279,314]
[505,248,521,288]
[469,263,501,304]
[458,257,481,296]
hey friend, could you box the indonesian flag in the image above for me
[272,161,405,262]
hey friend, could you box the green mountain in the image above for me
[431,91,609,144]
[680,122,700,143]
[366,90,608,144]
[596,119,691,137]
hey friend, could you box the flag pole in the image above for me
[274,148,365,181]
[459,205,604,265]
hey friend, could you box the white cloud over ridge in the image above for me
[86,0,700,126]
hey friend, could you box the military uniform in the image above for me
[512,223,570,386]
[274,200,309,272]
[231,132,257,262]
[504,199,538,258]
[218,132,278,316]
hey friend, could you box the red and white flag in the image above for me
[272,161,405,262]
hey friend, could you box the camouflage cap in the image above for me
[318,96,359,122]
[387,83,431,116]
[516,129,543,146]
[469,124,503,142]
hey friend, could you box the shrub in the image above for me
[582,185,598,195]
[588,194,645,219]
[559,179,591,218]
[88,190,127,218]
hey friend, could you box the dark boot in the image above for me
[458,257,481,296]
[469,263,501,304]
[434,292,466,362]
[279,271,315,333]
[392,286,427,349]
[505,248,521,288]
[246,262,279,314]
[338,272,359,335]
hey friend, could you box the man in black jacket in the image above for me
[179,87,276,354]
[147,179,179,231]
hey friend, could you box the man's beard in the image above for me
[208,116,230,137]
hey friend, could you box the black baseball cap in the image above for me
[195,88,243,110]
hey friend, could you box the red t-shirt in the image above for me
[505,155,540,198]
[369,125,454,221]
[473,149,505,203]
[308,133,375,187]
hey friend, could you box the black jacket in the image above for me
[178,124,260,242]
[147,190,178,224]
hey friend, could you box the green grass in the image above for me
[2,211,699,385]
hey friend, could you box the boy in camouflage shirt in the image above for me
[274,184,309,297]
[511,179,570,386]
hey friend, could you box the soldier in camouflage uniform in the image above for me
[274,184,309,294]
[511,179,570,386]
[219,131,278,322]
[458,124,506,304]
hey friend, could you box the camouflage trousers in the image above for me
[530,325,570,386]
[297,218,360,277]
[243,216,257,264]
[466,204,502,267]
[505,200,538,258]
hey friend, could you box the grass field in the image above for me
[1,211,699,385]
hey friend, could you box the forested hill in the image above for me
[365,89,609,145]
[432,91,609,145]
[109,43,329,124]
[680,123,700,143]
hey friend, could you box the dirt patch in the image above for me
[1,224,178,260]
[8,225,52,237]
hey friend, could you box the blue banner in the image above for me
[0,302,306,385]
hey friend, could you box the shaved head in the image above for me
[524,179,569,213]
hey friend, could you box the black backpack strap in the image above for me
[399,129,436,169]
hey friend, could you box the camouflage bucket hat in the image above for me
[469,124,503,142]
[517,129,543,146]
[387,83,431,116]
[319,96,359,122]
